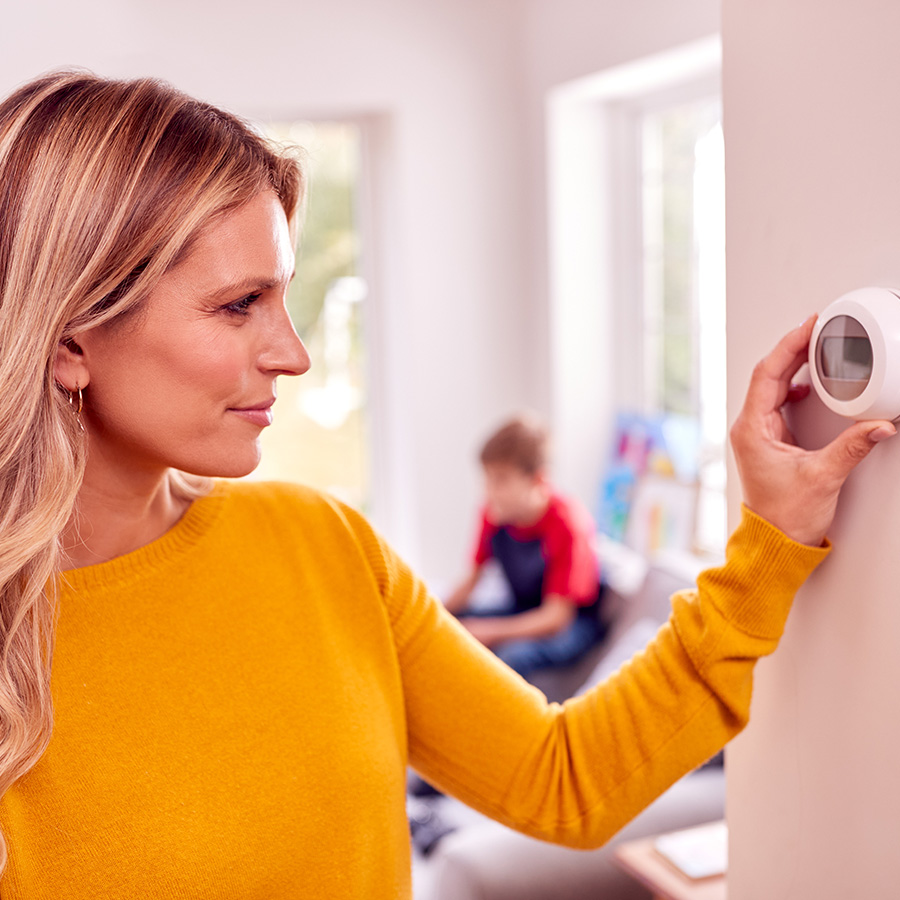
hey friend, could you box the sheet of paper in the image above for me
[653,820,727,880]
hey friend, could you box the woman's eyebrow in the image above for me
[202,271,295,301]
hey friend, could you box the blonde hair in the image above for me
[0,71,305,871]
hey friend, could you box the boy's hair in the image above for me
[479,414,548,476]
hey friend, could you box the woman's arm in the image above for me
[356,320,895,848]
[389,507,824,848]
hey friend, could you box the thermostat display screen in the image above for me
[820,337,873,379]
[816,315,872,400]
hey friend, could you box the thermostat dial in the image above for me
[809,287,900,421]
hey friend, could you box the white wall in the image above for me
[0,0,719,583]
[724,1,900,895]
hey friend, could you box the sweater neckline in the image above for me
[59,480,230,592]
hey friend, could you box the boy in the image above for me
[445,414,605,678]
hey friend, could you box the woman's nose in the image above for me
[262,304,311,377]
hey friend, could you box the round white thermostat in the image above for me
[809,286,900,421]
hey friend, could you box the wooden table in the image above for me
[613,827,726,900]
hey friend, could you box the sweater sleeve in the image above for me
[343,503,828,848]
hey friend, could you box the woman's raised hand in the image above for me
[730,316,896,546]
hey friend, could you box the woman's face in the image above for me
[74,191,310,480]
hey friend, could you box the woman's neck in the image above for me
[62,462,191,569]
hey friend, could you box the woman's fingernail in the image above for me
[869,425,896,443]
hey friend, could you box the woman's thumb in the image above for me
[819,420,896,483]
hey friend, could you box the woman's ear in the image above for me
[54,338,90,392]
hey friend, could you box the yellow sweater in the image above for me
[0,481,826,898]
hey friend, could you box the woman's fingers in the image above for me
[732,318,895,546]
[741,316,817,420]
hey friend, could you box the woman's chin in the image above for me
[177,448,262,480]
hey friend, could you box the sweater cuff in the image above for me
[696,505,830,640]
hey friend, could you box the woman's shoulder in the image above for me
[214,480,396,590]
[214,479,373,543]
[218,478,337,509]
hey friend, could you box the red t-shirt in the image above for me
[472,493,600,606]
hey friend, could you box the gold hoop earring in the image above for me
[67,385,83,415]
[67,384,84,431]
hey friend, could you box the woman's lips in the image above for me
[229,401,274,427]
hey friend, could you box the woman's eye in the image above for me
[223,293,262,316]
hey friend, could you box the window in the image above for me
[638,96,725,554]
[545,38,725,560]
[248,121,370,511]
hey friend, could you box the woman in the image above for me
[0,70,893,898]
